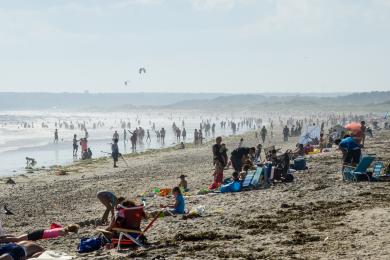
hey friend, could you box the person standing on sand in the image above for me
[210,137,225,190]
[72,134,78,157]
[123,129,127,142]
[54,129,59,143]
[194,129,198,145]
[261,126,267,143]
[111,139,119,168]
[80,138,88,158]
[182,128,187,141]
[160,128,166,144]
[113,131,119,141]
[361,121,367,147]
[146,129,151,142]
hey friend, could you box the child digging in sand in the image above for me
[0,224,79,243]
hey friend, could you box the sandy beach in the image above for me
[1,129,390,259]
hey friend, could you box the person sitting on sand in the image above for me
[0,224,79,243]
[231,171,240,182]
[178,175,188,191]
[0,241,45,260]
[97,191,125,224]
[160,187,186,216]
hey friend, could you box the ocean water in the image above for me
[0,110,254,177]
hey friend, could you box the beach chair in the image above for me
[241,167,263,190]
[370,162,390,182]
[111,206,160,250]
[342,155,375,182]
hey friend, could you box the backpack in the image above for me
[78,235,109,253]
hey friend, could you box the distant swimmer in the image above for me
[54,129,59,143]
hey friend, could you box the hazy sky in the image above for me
[0,0,389,93]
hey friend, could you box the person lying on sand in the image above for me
[0,224,79,243]
[159,187,186,216]
[97,191,125,224]
[0,241,44,260]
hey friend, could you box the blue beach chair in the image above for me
[342,155,375,182]
[241,167,263,190]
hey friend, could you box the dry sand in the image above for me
[1,130,390,259]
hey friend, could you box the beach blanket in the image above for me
[35,251,73,259]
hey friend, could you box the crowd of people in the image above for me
[2,113,389,258]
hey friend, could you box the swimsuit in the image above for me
[0,243,27,260]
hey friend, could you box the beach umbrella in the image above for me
[344,122,361,135]
[299,126,320,145]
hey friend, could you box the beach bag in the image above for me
[283,173,294,183]
[78,236,108,253]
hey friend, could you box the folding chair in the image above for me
[111,206,161,250]
[342,155,375,182]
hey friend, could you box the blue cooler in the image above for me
[293,157,306,170]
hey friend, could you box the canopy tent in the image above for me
[299,126,321,145]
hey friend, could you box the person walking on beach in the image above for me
[111,138,120,168]
[182,128,187,141]
[72,134,78,157]
[261,126,267,143]
[54,129,59,143]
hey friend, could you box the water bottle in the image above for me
[141,197,146,207]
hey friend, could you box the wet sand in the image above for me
[1,130,390,259]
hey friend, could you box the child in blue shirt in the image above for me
[160,187,186,215]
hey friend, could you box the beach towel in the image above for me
[36,251,74,259]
